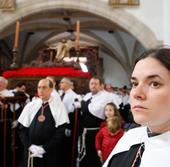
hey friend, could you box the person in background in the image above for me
[79,76,120,167]
[103,48,170,167]
[10,82,30,119]
[59,77,82,167]
[102,84,122,109]
[59,77,80,129]
[0,76,14,118]
[118,88,131,123]
[0,76,14,97]
[18,78,69,167]
[9,83,30,167]
[95,103,124,164]
[59,77,81,120]
[19,83,31,103]
[104,84,114,93]
[0,77,14,167]
[46,76,61,101]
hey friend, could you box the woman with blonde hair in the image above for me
[95,102,124,163]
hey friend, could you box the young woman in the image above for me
[95,102,123,163]
[103,48,170,167]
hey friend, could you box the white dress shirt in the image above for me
[62,88,79,114]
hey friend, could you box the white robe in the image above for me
[103,126,170,167]
[62,88,79,114]
[83,90,121,120]
[51,89,62,101]
[0,89,14,97]
[18,96,69,128]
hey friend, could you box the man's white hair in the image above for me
[61,77,73,86]
[0,76,8,85]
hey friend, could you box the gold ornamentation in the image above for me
[109,0,139,7]
[0,0,15,11]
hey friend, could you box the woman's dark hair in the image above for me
[135,48,170,71]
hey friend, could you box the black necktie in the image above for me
[61,92,65,101]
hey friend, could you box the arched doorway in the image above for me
[0,0,161,86]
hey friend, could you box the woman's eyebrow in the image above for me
[130,77,137,81]
[131,75,162,81]
[147,74,162,80]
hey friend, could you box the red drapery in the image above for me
[2,67,91,78]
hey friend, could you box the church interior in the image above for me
[0,0,147,94]
[1,0,170,167]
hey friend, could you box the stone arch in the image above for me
[0,0,161,49]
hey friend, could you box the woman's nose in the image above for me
[131,85,146,100]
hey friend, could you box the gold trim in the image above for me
[0,0,15,11]
[109,0,139,7]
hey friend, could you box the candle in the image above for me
[13,21,20,49]
[76,20,80,50]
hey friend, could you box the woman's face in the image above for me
[105,105,115,118]
[130,57,170,132]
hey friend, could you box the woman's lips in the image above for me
[132,105,147,111]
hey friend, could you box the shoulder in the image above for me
[103,126,147,167]
[125,126,146,136]
[2,89,14,97]
[83,92,92,100]
[96,91,114,100]
[122,126,147,142]
[96,126,107,137]
[114,126,147,152]
[24,98,41,109]
[100,121,107,128]
[115,128,124,136]
[51,90,61,101]
[69,89,78,96]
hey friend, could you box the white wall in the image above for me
[125,0,164,43]
[3,0,170,45]
[101,0,170,45]
[100,52,130,88]
[163,0,170,45]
